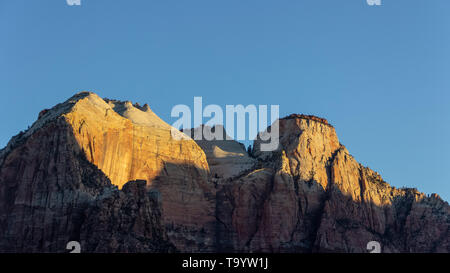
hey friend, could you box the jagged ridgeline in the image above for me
[0,92,448,253]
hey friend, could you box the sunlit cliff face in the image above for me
[0,91,448,253]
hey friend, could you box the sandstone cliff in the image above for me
[216,116,449,252]
[0,92,214,252]
[0,92,448,253]
[182,125,256,179]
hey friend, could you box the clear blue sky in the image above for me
[1,0,449,201]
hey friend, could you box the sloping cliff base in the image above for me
[0,92,448,253]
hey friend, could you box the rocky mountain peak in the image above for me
[252,114,340,189]
[0,92,448,253]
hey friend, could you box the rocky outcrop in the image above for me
[79,180,175,253]
[0,116,172,252]
[216,116,450,253]
[0,91,448,253]
[313,147,450,252]
[65,94,215,251]
[0,92,214,252]
[182,125,256,179]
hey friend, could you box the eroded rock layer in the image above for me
[0,92,448,253]
[0,92,214,252]
[216,117,449,252]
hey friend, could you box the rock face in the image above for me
[216,116,449,252]
[0,92,214,252]
[182,125,256,179]
[64,95,216,251]
[0,92,448,253]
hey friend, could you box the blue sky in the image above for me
[1,0,449,201]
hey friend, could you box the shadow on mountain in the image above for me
[0,119,177,253]
[0,119,448,253]
[214,164,449,253]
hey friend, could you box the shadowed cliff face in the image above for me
[61,93,216,252]
[215,117,449,253]
[182,125,257,179]
[0,92,214,252]
[0,92,448,253]
[0,118,174,252]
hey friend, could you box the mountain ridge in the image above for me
[0,91,448,253]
